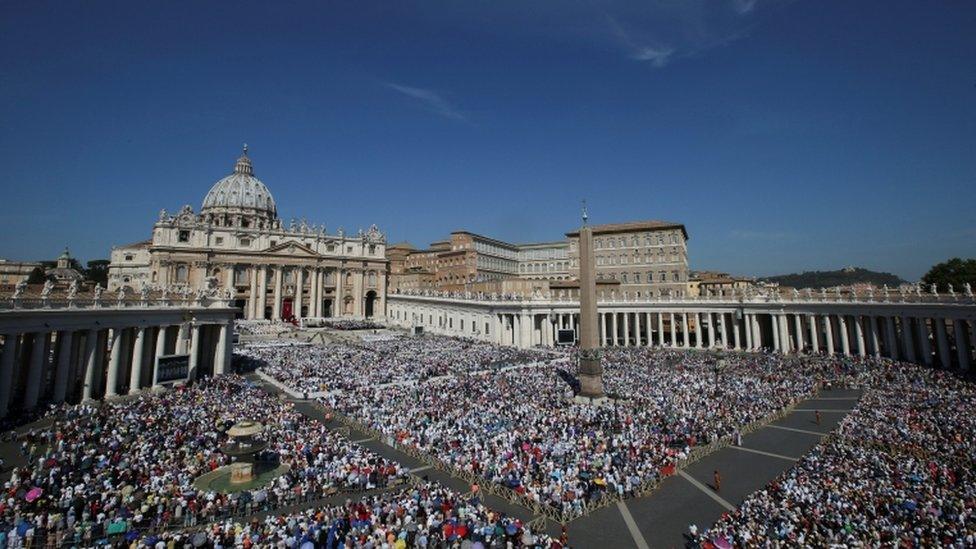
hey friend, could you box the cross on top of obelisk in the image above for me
[582,199,588,226]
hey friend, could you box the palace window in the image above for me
[215,237,223,246]
[239,237,251,247]
[176,265,188,283]
[178,230,190,243]
[124,254,134,261]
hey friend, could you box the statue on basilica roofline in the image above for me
[67,279,79,300]
[93,283,103,301]
[41,279,54,299]
[12,280,27,299]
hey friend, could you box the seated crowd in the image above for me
[147,482,559,548]
[697,361,976,547]
[0,375,405,547]
[316,347,829,519]
[243,336,549,394]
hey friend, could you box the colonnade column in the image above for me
[769,313,783,352]
[954,319,971,371]
[695,313,703,349]
[153,326,167,388]
[622,313,630,347]
[610,312,617,346]
[884,317,898,360]
[838,315,850,356]
[105,329,123,398]
[23,332,49,410]
[0,334,17,416]
[868,316,880,358]
[600,313,607,347]
[773,314,786,354]
[657,312,665,346]
[706,313,715,348]
[901,317,916,362]
[731,313,741,350]
[644,312,652,347]
[52,330,74,403]
[853,316,866,357]
[668,313,676,348]
[793,314,804,353]
[824,316,836,355]
[683,313,691,348]
[129,328,146,394]
[82,329,99,402]
[808,315,820,354]
[752,315,762,350]
[718,314,728,349]
[215,324,229,375]
[188,324,201,381]
[918,319,933,366]
[934,319,951,368]
[310,269,320,317]
[744,314,754,350]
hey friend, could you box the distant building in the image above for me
[0,259,42,286]
[388,219,691,299]
[566,220,690,298]
[45,247,85,285]
[688,270,755,297]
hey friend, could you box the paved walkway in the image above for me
[254,372,861,548]
[565,388,861,548]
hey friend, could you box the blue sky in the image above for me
[1,1,973,280]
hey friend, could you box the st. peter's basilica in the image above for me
[107,146,388,320]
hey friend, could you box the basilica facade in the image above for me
[108,147,388,320]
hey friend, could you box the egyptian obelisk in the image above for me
[577,202,605,398]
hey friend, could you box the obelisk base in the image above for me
[578,350,604,399]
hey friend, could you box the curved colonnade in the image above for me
[0,297,236,418]
[388,293,975,370]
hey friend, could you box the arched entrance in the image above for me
[343,296,353,316]
[364,291,377,318]
[322,299,333,318]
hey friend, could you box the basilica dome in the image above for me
[201,146,278,223]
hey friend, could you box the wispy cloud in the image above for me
[606,15,674,67]
[384,83,467,122]
[732,0,758,14]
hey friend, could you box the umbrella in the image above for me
[192,532,208,547]
[712,537,732,549]
[25,487,43,502]
[300,542,315,549]
[16,522,29,537]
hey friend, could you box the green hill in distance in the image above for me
[760,267,907,289]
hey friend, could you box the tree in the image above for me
[26,267,47,284]
[921,258,976,293]
[85,260,110,287]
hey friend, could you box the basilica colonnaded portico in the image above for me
[108,146,388,321]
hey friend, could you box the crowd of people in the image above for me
[144,482,560,548]
[235,320,296,338]
[697,360,976,547]
[319,346,828,519]
[245,336,550,394]
[0,375,406,547]
[322,320,383,331]
[4,321,974,545]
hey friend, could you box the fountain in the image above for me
[193,420,290,493]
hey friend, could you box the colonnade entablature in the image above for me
[0,296,237,419]
[387,293,975,372]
